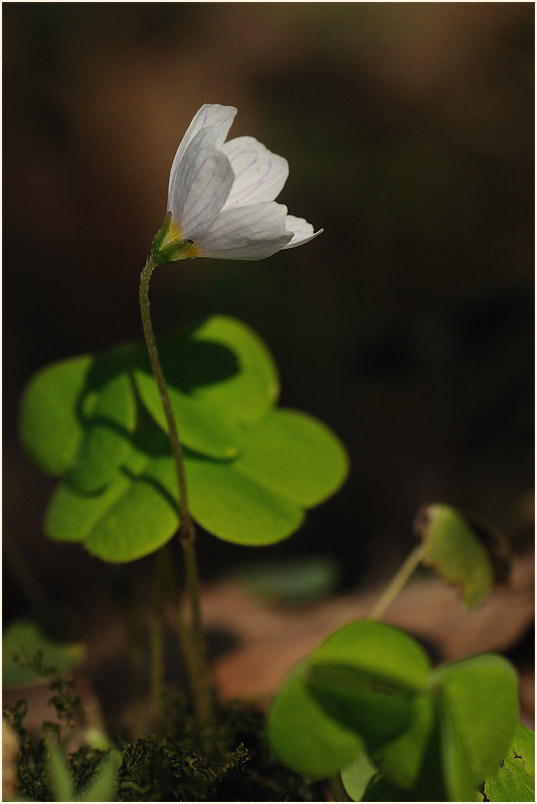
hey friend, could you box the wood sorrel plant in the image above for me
[16,105,531,802]
[19,104,344,729]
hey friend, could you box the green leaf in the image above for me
[436,689,478,802]
[134,315,279,460]
[19,351,136,492]
[310,621,431,693]
[415,504,495,608]
[232,408,349,506]
[305,623,431,754]
[432,654,519,797]
[267,662,364,778]
[135,362,243,459]
[306,663,417,750]
[19,355,93,475]
[185,453,304,546]
[3,620,84,688]
[67,352,136,492]
[45,415,308,557]
[46,428,180,562]
[371,693,434,790]
[267,622,431,781]
[341,753,378,802]
[484,722,535,802]
[184,315,279,423]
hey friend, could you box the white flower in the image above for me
[158,104,322,261]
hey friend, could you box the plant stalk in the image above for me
[139,254,212,725]
[150,548,166,732]
[368,542,428,620]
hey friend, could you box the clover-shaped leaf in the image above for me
[22,316,348,560]
[267,620,519,802]
[19,350,136,492]
[134,315,279,459]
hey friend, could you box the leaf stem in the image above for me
[121,582,146,738]
[150,548,166,732]
[139,254,212,725]
[368,542,428,620]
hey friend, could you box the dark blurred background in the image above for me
[3,3,534,624]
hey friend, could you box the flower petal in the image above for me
[282,215,324,249]
[221,136,289,209]
[195,202,293,260]
[168,104,236,204]
[169,127,235,241]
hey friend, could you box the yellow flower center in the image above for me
[161,219,200,259]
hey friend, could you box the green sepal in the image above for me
[151,213,192,264]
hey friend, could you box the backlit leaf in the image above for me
[19,351,136,492]
[233,408,349,506]
[133,315,280,459]
[46,430,179,562]
[185,453,304,546]
[19,355,93,475]
[415,504,495,608]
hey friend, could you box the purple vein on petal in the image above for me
[179,155,226,229]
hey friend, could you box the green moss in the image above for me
[5,668,317,802]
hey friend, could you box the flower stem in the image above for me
[139,254,212,725]
[368,542,428,621]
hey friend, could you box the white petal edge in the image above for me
[221,136,289,210]
[168,104,237,205]
[282,215,324,249]
[194,202,293,260]
[169,127,235,241]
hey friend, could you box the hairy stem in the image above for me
[139,254,212,725]
[368,542,428,620]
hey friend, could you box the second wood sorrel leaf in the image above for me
[415,503,495,608]
[268,619,520,800]
[305,622,431,757]
[19,351,136,491]
[268,622,430,779]
[134,315,279,459]
[309,621,431,692]
[432,653,519,799]
[267,662,364,778]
